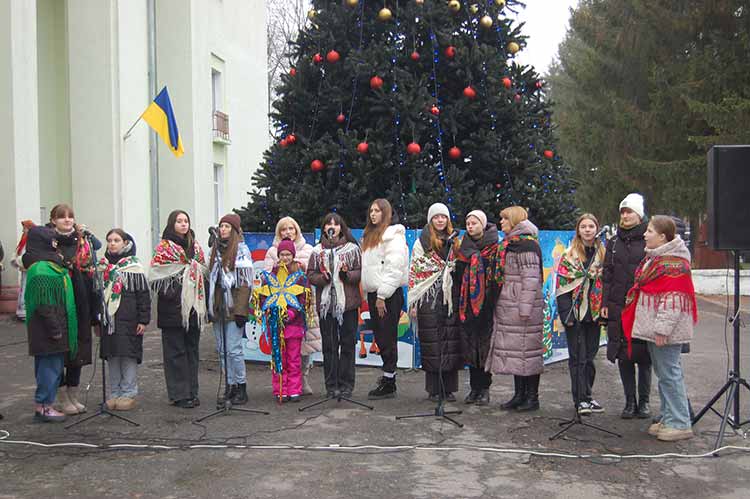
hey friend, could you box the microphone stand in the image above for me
[196,269,268,422]
[300,234,374,412]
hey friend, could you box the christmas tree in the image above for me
[238,0,576,231]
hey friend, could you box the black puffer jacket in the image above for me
[414,227,463,373]
[602,222,648,362]
[453,224,498,369]
[100,240,151,363]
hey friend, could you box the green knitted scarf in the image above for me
[25,261,78,358]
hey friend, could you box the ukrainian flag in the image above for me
[142,86,184,157]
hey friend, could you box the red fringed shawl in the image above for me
[453,240,497,322]
[621,255,698,356]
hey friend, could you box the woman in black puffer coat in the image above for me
[98,229,151,411]
[408,203,463,402]
[602,193,652,419]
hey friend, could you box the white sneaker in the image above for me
[588,399,605,413]
[577,401,592,415]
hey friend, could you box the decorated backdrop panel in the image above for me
[240,230,600,367]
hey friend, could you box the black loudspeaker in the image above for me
[707,145,750,250]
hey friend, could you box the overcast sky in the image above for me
[509,0,579,75]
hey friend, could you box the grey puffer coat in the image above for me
[485,220,544,376]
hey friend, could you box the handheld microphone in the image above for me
[208,226,219,247]
[326,228,335,239]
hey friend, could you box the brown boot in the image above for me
[67,386,87,413]
[117,398,136,411]
[57,388,79,415]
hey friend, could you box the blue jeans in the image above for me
[108,356,139,398]
[647,342,691,429]
[34,353,65,404]
[213,320,246,385]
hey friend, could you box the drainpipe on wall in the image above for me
[147,0,159,247]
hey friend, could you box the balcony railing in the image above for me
[213,110,230,143]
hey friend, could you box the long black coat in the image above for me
[101,286,151,363]
[414,230,463,373]
[602,222,649,362]
[27,305,70,356]
[453,225,498,369]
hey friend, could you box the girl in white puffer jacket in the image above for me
[361,199,409,399]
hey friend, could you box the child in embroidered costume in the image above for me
[48,203,101,415]
[23,227,75,423]
[452,210,498,405]
[254,239,313,402]
[555,213,605,415]
[97,229,151,411]
[150,210,208,409]
[408,203,462,402]
[307,213,362,398]
[486,206,545,412]
[622,215,697,442]
[208,213,254,407]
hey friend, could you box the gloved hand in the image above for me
[234,315,248,328]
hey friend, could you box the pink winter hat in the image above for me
[277,238,296,257]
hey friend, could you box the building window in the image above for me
[212,67,230,142]
[213,163,224,220]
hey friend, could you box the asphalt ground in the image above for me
[0,295,749,498]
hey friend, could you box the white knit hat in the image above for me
[466,209,488,228]
[427,203,450,223]
[619,193,645,219]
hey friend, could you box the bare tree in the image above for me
[267,0,308,135]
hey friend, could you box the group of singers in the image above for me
[20,194,696,442]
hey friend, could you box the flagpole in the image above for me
[123,115,143,140]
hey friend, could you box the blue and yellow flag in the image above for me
[142,86,184,157]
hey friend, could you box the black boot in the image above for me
[621,396,638,419]
[636,365,652,419]
[475,388,490,406]
[464,390,480,404]
[368,376,397,400]
[500,376,526,410]
[516,375,540,412]
[217,384,236,409]
[231,383,248,405]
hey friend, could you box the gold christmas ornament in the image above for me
[345,0,359,7]
[495,0,506,7]
[480,15,493,28]
[307,9,317,20]
[448,0,461,13]
[508,41,520,54]
[469,4,479,14]
[378,7,393,21]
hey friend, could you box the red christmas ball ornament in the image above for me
[430,105,440,116]
[535,80,543,89]
[495,183,502,189]
[286,134,297,144]
[336,113,346,124]
[410,51,420,61]
[406,142,421,155]
[357,142,369,154]
[310,159,325,172]
[313,53,323,64]
[370,75,384,90]
[280,138,288,148]
[448,146,462,160]
[444,46,456,59]
[543,149,554,159]
[502,77,512,89]
[463,86,477,99]
[326,50,340,63]
[514,93,522,103]
[289,67,297,77]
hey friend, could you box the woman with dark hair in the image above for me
[208,214,254,407]
[47,203,101,415]
[361,199,409,399]
[150,210,208,408]
[97,229,150,411]
[556,213,606,415]
[307,213,362,397]
[602,193,652,419]
[486,206,545,412]
[452,210,498,405]
[622,215,697,441]
[408,203,463,401]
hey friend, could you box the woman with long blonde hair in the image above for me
[555,213,606,415]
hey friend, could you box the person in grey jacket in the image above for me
[485,206,544,412]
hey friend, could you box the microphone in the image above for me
[447,230,459,241]
[326,228,335,239]
[208,226,219,247]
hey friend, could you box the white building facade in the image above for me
[1,0,268,283]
